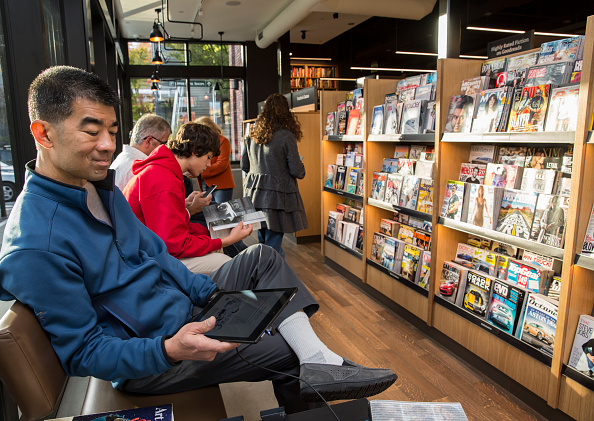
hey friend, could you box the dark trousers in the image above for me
[123,244,318,413]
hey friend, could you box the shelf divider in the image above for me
[574,253,594,271]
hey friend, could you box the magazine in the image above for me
[471,87,511,133]
[469,144,497,164]
[438,261,469,304]
[416,178,434,214]
[203,197,266,235]
[525,62,572,87]
[529,194,569,248]
[466,184,504,230]
[441,180,465,221]
[484,163,523,189]
[459,163,486,184]
[370,105,385,135]
[369,400,469,421]
[544,85,580,132]
[398,176,420,210]
[507,84,551,132]
[537,36,585,64]
[496,146,527,167]
[325,111,336,136]
[487,279,528,335]
[444,95,476,133]
[520,168,558,194]
[496,189,538,240]
[400,100,427,134]
[519,293,558,356]
[567,315,594,376]
[384,102,400,135]
[65,405,174,421]
[370,232,387,263]
[458,270,495,320]
[524,146,565,171]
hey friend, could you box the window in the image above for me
[0,11,16,204]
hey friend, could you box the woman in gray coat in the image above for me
[241,93,308,257]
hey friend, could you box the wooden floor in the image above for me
[266,236,550,421]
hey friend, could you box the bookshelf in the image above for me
[291,63,338,91]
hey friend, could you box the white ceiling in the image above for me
[115,0,437,46]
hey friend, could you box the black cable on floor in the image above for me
[235,347,341,421]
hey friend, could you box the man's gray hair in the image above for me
[130,114,171,145]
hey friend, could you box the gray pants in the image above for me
[123,244,319,413]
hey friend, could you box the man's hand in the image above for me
[164,316,239,363]
[221,221,253,247]
[185,191,212,215]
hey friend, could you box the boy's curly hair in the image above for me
[168,122,221,158]
[250,93,302,145]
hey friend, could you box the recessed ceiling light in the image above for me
[226,1,241,5]
[396,51,438,56]
[351,66,436,73]
[467,26,525,34]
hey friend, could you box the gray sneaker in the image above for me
[299,359,397,402]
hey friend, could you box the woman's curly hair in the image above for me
[250,93,303,144]
[168,122,220,158]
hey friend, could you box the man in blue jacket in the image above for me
[0,66,396,413]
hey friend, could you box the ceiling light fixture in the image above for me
[534,31,579,37]
[290,57,332,61]
[151,82,159,91]
[351,67,436,73]
[460,54,488,59]
[320,77,358,81]
[150,69,160,82]
[467,26,525,34]
[396,51,438,56]
[149,9,165,42]
[152,50,163,65]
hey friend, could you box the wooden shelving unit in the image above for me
[291,63,338,91]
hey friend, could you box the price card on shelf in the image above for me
[581,204,594,255]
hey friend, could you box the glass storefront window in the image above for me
[128,42,244,67]
[128,42,153,65]
[188,44,244,67]
[42,0,65,65]
[0,9,16,205]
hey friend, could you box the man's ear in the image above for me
[30,120,53,149]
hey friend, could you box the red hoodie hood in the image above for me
[131,144,182,179]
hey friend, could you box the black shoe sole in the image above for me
[300,374,397,402]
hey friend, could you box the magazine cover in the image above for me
[571,59,583,83]
[398,87,416,103]
[401,100,427,134]
[72,405,173,421]
[346,167,360,194]
[466,184,503,230]
[520,168,558,194]
[334,165,347,190]
[381,236,397,271]
[459,270,495,320]
[409,145,426,160]
[384,101,400,135]
[525,62,572,87]
[471,87,510,133]
[459,163,486,184]
[519,293,558,356]
[324,164,336,189]
[380,218,400,237]
[443,95,476,133]
[416,251,431,289]
[382,158,399,173]
[469,144,497,164]
[336,101,347,135]
[415,85,433,101]
[346,109,360,135]
[396,159,416,175]
[472,248,499,277]
[544,85,580,132]
[393,145,410,158]
[496,146,527,166]
[524,146,565,170]
[481,57,507,78]
[537,36,585,64]
[506,51,540,71]
[398,225,416,245]
[496,189,538,240]
[416,178,434,214]
[371,172,387,201]
[385,173,404,206]
[454,243,477,268]
[414,160,434,178]
[546,276,562,300]
[370,232,386,263]
[529,194,569,248]
[561,144,573,175]
[326,211,343,239]
[423,100,437,133]
[401,244,421,282]
[506,260,552,293]
[398,175,420,210]
[370,105,385,135]
[438,261,469,304]
[342,222,359,249]
[507,84,551,132]
[567,315,594,376]
[203,197,266,232]
[484,163,522,189]
[413,229,431,251]
[441,180,465,221]
[582,204,594,254]
[325,111,336,136]
[487,279,528,335]
[521,249,556,271]
[461,76,490,95]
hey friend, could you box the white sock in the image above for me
[277,311,344,366]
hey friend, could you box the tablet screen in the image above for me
[192,288,298,343]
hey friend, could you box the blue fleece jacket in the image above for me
[0,162,217,387]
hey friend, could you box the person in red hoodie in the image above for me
[123,122,252,275]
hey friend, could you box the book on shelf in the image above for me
[393,145,410,158]
[529,194,569,248]
[336,203,352,216]
[459,163,486,184]
[342,221,360,249]
[370,232,387,264]
[381,236,398,272]
[441,180,466,222]
[324,164,336,188]
[370,105,385,135]
[53,404,174,421]
[484,163,523,189]
[380,218,400,237]
[471,87,512,133]
[518,293,558,356]
[443,95,477,133]
[524,146,565,171]
[346,109,360,135]
[384,101,401,135]
[544,85,580,132]
[438,261,469,304]
[345,167,360,194]
[525,62,573,87]
[415,160,434,178]
[457,270,495,320]
[507,51,540,71]
[401,100,428,134]
[507,259,553,294]
[399,175,421,211]
[413,229,431,251]
[385,173,404,206]
[537,36,585,64]
[546,276,562,300]
[398,225,416,245]
[416,251,431,289]
[582,204,594,255]
[401,244,422,282]
[335,221,345,243]
[337,101,347,135]
[346,208,361,224]
[396,159,416,176]
[326,211,343,239]
[356,225,364,251]
[423,100,437,133]
[370,171,388,201]
[334,165,347,190]
[416,178,434,214]
[325,111,336,136]
[466,184,504,230]
[487,279,529,336]
[507,84,551,132]
[567,315,594,376]
[520,168,559,194]
[469,144,497,165]
[495,189,538,240]
[496,146,527,167]
[203,197,266,238]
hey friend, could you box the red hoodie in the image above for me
[123,145,222,258]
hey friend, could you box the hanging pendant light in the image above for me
[150,69,160,82]
[151,82,159,91]
[149,22,164,42]
[152,50,163,65]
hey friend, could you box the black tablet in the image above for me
[191,287,298,344]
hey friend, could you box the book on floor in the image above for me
[61,404,174,421]
[203,197,266,238]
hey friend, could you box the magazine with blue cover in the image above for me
[487,279,527,335]
[370,105,385,134]
[519,293,558,356]
[72,404,173,421]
